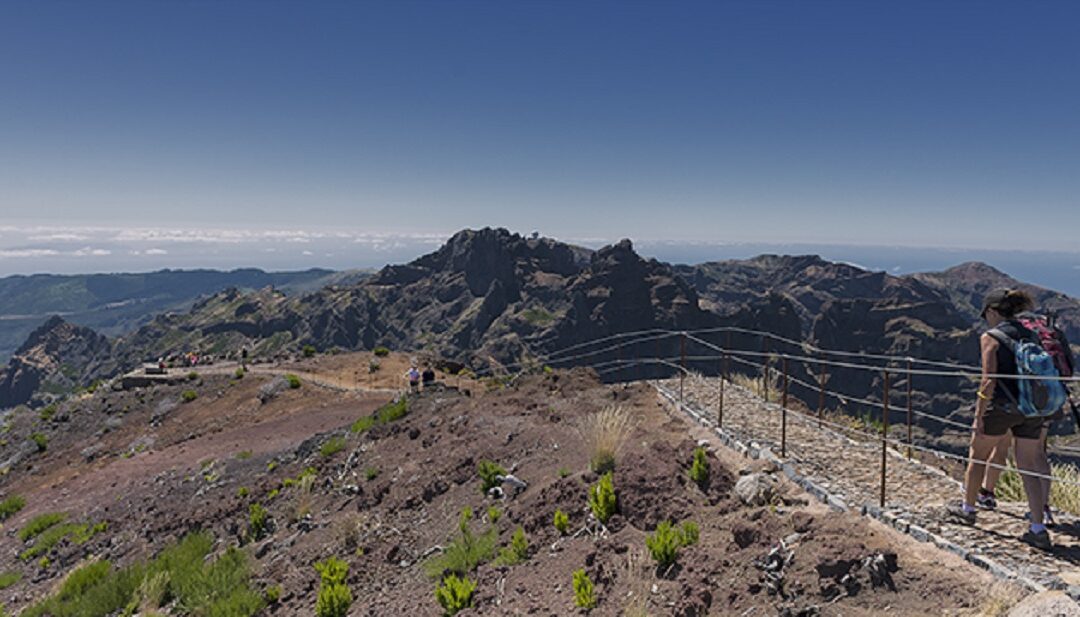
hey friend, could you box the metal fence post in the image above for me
[762,337,770,402]
[718,354,725,428]
[679,331,686,405]
[906,358,914,460]
[880,370,890,509]
[781,355,789,458]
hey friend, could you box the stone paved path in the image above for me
[662,374,1080,592]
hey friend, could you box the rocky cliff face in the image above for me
[0,316,117,408]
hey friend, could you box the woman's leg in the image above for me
[982,432,1011,493]
[964,432,1000,508]
[1014,436,1049,526]
[1040,426,1053,515]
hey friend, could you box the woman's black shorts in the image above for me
[982,403,1045,439]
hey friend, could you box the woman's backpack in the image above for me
[988,327,1068,418]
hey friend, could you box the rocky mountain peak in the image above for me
[1,317,115,409]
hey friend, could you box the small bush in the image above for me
[234,367,246,379]
[365,467,379,481]
[373,346,390,357]
[314,557,352,617]
[350,397,409,434]
[579,405,634,474]
[435,574,476,616]
[645,520,699,570]
[39,404,58,422]
[689,447,710,489]
[187,371,199,381]
[265,584,282,604]
[284,374,302,389]
[237,487,250,498]
[487,506,501,524]
[368,359,381,373]
[573,569,597,610]
[424,507,498,579]
[477,460,506,495]
[320,436,346,458]
[267,460,278,472]
[553,510,570,535]
[0,495,25,521]
[588,472,616,525]
[30,432,48,452]
[495,527,529,566]
[19,512,66,542]
[237,450,253,460]
[558,467,570,479]
[248,504,268,541]
[181,390,198,403]
[0,571,21,590]
[303,345,317,358]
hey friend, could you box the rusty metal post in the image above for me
[762,337,770,402]
[880,370,890,509]
[781,356,789,458]
[679,331,686,405]
[906,358,914,459]
[817,359,826,429]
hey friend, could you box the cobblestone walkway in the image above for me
[662,374,1080,592]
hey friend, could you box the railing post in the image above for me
[817,359,826,429]
[906,358,914,460]
[781,355,789,458]
[762,336,770,402]
[679,331,686,405]
[880,370,890,509]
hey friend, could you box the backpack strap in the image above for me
[987,328,1017,354]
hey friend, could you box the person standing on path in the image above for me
[948,289,1053,550]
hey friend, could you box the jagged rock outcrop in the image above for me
[0,316,118,408]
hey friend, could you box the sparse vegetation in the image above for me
[314,557,352,617]
[237,450,253,460]
[521,307,555,325]
[435,574,476,616]
[267,460,278,472]
[645,520,699,570]
[39,403,58,422]
[486,505,501,523]
[373,346,390,357]
[0,571,21,590]
[494,527,529,566]
[20,519,106,561]
[237,486,250,498]
[294,472,316,521]
[19,512,66,542]
[234,367,246,379]
[588,472,617,525]
[553,509,570,535]
[365,467,379,481]
[351,396,408,433]
[425,507,498,579]
[30,432,48,452]
[477,460,506,494]
[368,359,381,373]
[689,446,710,489]
[573,569,597,610]
[996,459,1080,515]
[248,503,268,541]
[187,371,199,381]
[22,532,264,617]
[285,374,302,389]
[579,405,634,474]
[0,495,25,521]
[265,584,283,604]
[558,467,570,479]
[180,390,198,403]
[320,436,346,457]
[303,344,317,358]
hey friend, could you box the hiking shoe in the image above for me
[1044,506,1057,528]
[1021,528,1052,551]
[976,488,997,510]
[946,503,976,526]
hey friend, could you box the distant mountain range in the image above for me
[3,228,1079,443]
[0,268,368,361]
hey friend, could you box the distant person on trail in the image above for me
[422,365,436,388]
[406,365,420,392]
[948,289,1056,550]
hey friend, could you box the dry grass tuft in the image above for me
[995,459,1080,516]
[975,582,1025,616]
[578,405,636,474]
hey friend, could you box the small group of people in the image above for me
[949,289,1074,551]
[406,362,437,391]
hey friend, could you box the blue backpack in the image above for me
[989,328,1068,417]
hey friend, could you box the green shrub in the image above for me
[20,521,105,561]
[314,557,352,617]
[320,436,346,457]
[553,510,570,535]
[645,520,699,570]
[435,574,476,616]
[19,512,66,541]
[588,472,616,525]
[187,371,199,381]
[558,467,570,479]
[495,527,529,566]
[285,374,302,389]
[689,447,710,489]
[303,345,317,358]
[373,346,390,357]
[234,367,246,379]
[181,390,198,403]
[30,432,48,452]
[265,584,282,604]
[573,569,597,610]
[0,571,21,590]
[350,416,376,433]
[365,467,379,481]
[39,404,58,422]
[237,450,253,460]
[0,495,25,521]
[248,504,268,541]
[477,460,506,495]
[424,507,498,579]
[487,505,501,524]
[521,307,554,325]
[267,460,278,472]
[237,487,250,498]
[351,397,408,433]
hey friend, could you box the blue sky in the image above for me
[2,1,1079,255]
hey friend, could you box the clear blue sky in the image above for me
[2,1,1079,249]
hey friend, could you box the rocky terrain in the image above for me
[0,354,1021,615]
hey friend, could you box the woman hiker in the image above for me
[948,289,1053,550]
